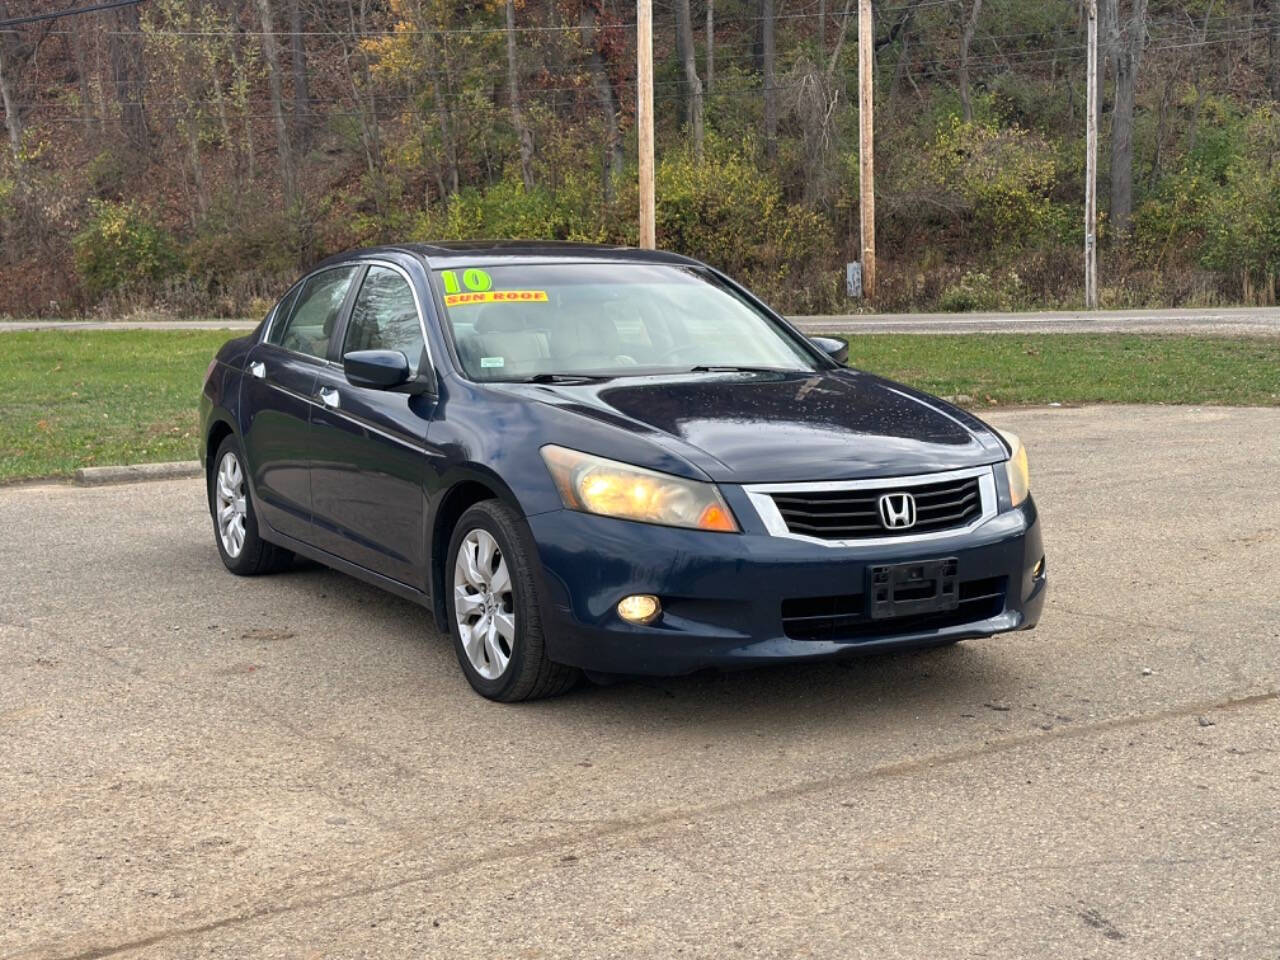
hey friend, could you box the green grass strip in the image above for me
[1,331,1277,482]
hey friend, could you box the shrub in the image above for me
[1197,108,1280,297]
[653,146,838,311]
[1134,96,1245,271]
[413,175,611,244]
[925,117,1067,248]
[73,199,182,303]
[938,269,1024,312]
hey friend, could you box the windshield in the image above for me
[434,263,818,381]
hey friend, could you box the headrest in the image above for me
[474,305,528,334]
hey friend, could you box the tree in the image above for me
[762,0,777,159]
[958,0,982,124]
[0,37,21,158]
[674,0,705,160]
[254,0,298,209]
[578,1,624,201]
[289,0,311,152]
[1270,0,1280,100]
[706,0,714,94]
[109,2,151,149]
[67,20,97,130]
[506,0,535,188]
[1103,0,1148,238]
[0,7,56,160]
[338,0,388,218]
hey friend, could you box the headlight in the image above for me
[997,429,1030,507]
[540,445,739,532]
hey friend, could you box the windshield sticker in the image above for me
[439,268,493,294]
[444,290,548,307]
[479,356,505,368]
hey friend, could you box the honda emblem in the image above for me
[878,492,917,530]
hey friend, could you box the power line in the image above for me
[0,0,142,30]
[29,1,962,39]
[12,25,1273,118]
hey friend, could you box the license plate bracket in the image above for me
[868,558,959,620]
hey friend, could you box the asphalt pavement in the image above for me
[792,305,1280,336]
[2,405,1278,959]
[4,305,1280,335]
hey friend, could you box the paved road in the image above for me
[793,305,1280,336]
[3,406,1279,959]
[4,305,1280,335]
[0,320,259,332]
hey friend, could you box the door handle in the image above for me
[249,361,266,379]
[318,386,340,410]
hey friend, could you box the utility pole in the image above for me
[1084,0,1098,309]
[857,0,875,300]
[637,0,656,249]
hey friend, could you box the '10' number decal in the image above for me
[439,269,493,294]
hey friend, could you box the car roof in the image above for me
[312,241,706,271]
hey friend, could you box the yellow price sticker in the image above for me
[444,290,549,307]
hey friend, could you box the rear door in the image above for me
[240,266,360,543]
[309,263,436,586]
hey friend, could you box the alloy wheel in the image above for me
[452,528,516,680]
[215,451,248,559]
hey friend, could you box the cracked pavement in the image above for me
[2,405,1278,958]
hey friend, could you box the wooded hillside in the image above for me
[2,0,1279,316]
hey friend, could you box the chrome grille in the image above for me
[769,474,983,541]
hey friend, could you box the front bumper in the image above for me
[527,495,1046,675]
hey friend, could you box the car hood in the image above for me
[497,369,1006,484]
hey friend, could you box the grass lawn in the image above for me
[0,330,232,482]
[846,334,1280,407]
[1,330,1277,482]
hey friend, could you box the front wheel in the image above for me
[446,501,579,702]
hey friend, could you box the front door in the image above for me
[309,264,435,587]
[239,266,361,542]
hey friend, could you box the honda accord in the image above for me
[199,242,1045,701]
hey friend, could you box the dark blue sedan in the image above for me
[200,242,1045,701]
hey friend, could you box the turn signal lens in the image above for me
[997,429,1031,507]
[541,445,740,533]
[698,503,737,532]
[617,594,661,624]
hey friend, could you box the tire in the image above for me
[445,500,579,702]
[209,434,294,576]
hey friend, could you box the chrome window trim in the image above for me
[260,259,435,377]
[743,465,999,548]
[262,264,358,357]
[340,260,435,377]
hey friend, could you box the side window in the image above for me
[268,266,359,359]
[342,266,426,375]
[265,284,301,333]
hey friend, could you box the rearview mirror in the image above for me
[343,350,412,390]
[809,336,849,365]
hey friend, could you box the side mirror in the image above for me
[809,336,849,365]
[343,349,412,390]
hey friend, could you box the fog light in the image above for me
[1032,556,1045,578]
[617,594,661,624]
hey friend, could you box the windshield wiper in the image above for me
[687,364,793,374]
[519,372,613,384]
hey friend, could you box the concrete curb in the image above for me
[74,461,203,486]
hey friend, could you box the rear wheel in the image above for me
[446,500,579,702]
[209,434,293,576]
